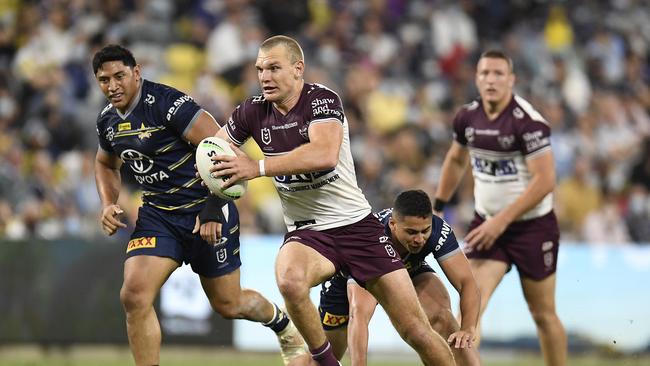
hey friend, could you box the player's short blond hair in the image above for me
[260,35,304,64]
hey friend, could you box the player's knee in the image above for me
[119,284,153,314]
[429,309,457,337]
[211,299,241,319]
[529,307,558,328]
[398,322,432,348]
[276,271,309,301]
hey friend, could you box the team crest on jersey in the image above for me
[513,107,524,119]
[498,134,515,149]
[138,123,152,140]
[144,94,155,105]
[216,247,228,263]
[261,127,271,145]
[299,126,308,140]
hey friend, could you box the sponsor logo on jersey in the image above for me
[322,311,349,327]
[228,116,236,131]
[121,149,154,174]
[271,122,298,130]
[436,222,451,251]
[145,93,155,105]
[127,237,156,253]
[471,156,518,176]
[251,95,265,104]
[166,95,193,121]
[261,127,271,145]
[216,247,228,263]
[522,130,549,151]
[118,122,131,131]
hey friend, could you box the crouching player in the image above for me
[319,190,482,365]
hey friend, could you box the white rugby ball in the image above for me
[196,136,247,200]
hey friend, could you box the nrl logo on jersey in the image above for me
[261,127,271,145]
[464,127,475,143]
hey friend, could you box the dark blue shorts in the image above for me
[319,274,351,330]
[318,262,437,330]
[126,203,241,278]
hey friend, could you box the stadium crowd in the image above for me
[0,0,649,244]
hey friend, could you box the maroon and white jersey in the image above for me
[453,95,553,220]
[225,83,371,231]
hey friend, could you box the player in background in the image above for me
[208,35,455,366]
[319,190,481,366]
[92,44,308,366]
[434,50,567,366]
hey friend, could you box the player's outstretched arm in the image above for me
[95,148,126,235]
[439,253,481,349]
[347,281,379,366]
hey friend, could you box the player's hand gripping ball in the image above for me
[196,137,247,200]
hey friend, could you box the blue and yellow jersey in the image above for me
[96,79,210,214]
[375,208,462,275]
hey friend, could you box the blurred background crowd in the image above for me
[0,0,649,244]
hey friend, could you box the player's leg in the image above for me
[200,268,310,365]
[319,275,353,361]
[521,274,567,366]
[346,281,378,366]
[366,268,455,366]
[120,255,179,366]
[325,328,348,361]
[412,272,481,366]
[276,241,338,366]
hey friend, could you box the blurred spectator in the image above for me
[1,0,649,245]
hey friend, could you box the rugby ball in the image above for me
[196,136,247,200]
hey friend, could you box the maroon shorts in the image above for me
[465,211,560,280]
[283,214,404,286]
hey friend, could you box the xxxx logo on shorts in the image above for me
[126,237,157,253]
[322,311,349,327]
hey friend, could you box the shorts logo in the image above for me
[322,311,349,327]
[384,243,396,258]
[216,248,228,263]
[118,122,131,131]
[544,252,554,269]
[542,241,554,251]
[261,127,271,145]
[127,237,156,253]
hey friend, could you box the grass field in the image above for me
[0,346,649,366]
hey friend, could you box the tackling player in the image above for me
[319,190,481,366]
[92,44,308,366]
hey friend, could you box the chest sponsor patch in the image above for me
[127,237,157,253]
